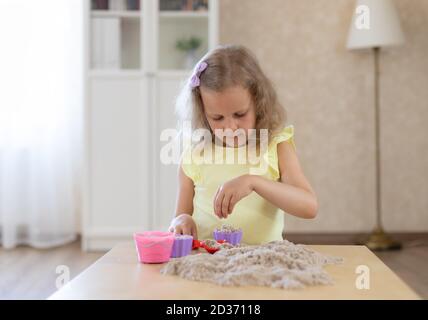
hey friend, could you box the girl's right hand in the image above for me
[168,213,198,239]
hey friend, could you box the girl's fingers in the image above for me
[213,187,221,215]
[222,193,232,218]
[168,225,174,233]
[182,226,192,235]
[174,225,183,235]
[228,195,237,215]
[214,191,225,218]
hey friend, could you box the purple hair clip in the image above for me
[189,61,208,88]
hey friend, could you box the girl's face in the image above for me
[200,85,256,147]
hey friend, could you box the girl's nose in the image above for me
[225,118,238,131]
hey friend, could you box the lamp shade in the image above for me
[347,0,405,50]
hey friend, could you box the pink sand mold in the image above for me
[213,229,243,245]
[134,231,175,264]
[171,234,193,258]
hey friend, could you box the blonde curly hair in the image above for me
[175,44,286,142]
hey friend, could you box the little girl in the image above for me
[168,44,318,245]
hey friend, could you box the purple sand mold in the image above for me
[213,230,243,245]
[171,235,193,258]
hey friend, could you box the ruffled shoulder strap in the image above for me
[271,125,295,149]
[262,125,295,180]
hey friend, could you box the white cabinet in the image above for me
[83,76,150,250]
[83,0,218,251]
[152,75,187,230]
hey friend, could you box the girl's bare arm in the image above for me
[213,140,318,220]
[169,164,198,238]
[175,165,195,216]
[250,141,318,219]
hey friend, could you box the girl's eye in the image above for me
[212,116,223,121]
[234,112,247,118]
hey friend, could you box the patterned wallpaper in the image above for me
[219,0,428,232]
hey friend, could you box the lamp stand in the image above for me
[361,47,401,251]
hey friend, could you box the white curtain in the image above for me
[0,0,84,249]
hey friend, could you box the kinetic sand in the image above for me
[161,239,343,289]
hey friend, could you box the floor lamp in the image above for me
[346,0,405,250]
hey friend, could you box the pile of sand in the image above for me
[214,224,241,233]
[160,239,343,289]
[203,239,235,250]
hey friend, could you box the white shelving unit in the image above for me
[159,11,209,18]
[91,10,141,18]
[83,0,219,251]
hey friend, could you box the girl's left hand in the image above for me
[213,174,255,219]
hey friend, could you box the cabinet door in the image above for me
[154,75,187,230]
[87,77,149,246]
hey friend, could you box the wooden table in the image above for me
[48,243,420,300]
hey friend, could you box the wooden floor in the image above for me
[1,234,427,300]
[0,240,103,300]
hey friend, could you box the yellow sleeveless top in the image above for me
[181,125,295,245]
